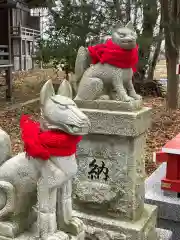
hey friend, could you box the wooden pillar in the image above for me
[32,40,35,69]
[5,66,12,100]
[24,40,27,71]
[19,39,22,70]
[6,8,12,100]
[19,24,22,71]
[8,8,12,64]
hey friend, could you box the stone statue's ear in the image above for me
[126,21,134,30]
[40,80,55,106]
[57,79,73,99]
[113,21,123,30]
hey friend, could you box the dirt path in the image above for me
[144,97,180,175]
[0,68,65,111]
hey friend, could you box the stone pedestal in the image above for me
[72,100,171,240]
[0,222,85,240]
[145,163,180,240]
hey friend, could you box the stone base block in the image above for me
[75,99,143,112]
[0,230,85,240]
[145,163,180,240]
[156,228,172,240]
[0,221,20,238]
[73,204,161,240]
[73,106,152,221]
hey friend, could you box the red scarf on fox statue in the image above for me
[20,115,82,161]
[88,39,138,73]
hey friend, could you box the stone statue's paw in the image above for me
[47,231,69,240]
[85,230,111,240]
[62,217,84,236]
[130,94,142,100]
[123,96,134,102]
[115,96,133,102]
[0,221,21,238]
[99,95,110,100]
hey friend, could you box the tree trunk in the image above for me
[133,1,138,29]
[137,0,158,81]
[113,0,122,20]
[161,0,180,109]
[147,23,163,81]
[166,50,179,109]
[126,0,131,23]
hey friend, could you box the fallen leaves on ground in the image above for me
[0,68,64,110]
[144,97,180,175]
[0,103,40,155]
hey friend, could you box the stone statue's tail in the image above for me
[0,129,12,166]
[74,46,91,90]
[0,181,15,218]
[59,47,90,97]
[0,130,14,218]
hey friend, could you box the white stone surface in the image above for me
[145,163,180,240]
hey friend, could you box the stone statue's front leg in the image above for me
[37,180,71,240]
[37,156,78,238]
[37,160,67,240]
[57,181,84,236]
[112,72,133,102]
[37,176,51,240]
[74,77,103,100]
[57,180,72,225]
[125,80,142,100]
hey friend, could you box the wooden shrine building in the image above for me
[0,0,47,71]
[0,0,50,100]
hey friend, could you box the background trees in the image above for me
[160,0,180,109]
[34,0,180,110]
[38,0,162,75]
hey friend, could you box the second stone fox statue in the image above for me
[74,21,142,102]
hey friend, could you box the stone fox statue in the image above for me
[0,80,90,240]
[74,21,142,102]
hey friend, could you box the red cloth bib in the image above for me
[20,115,82,161]
[88,39,138,72]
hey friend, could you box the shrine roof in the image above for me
[162,134,180,155]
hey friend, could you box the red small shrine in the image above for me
[156,133,180,193]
